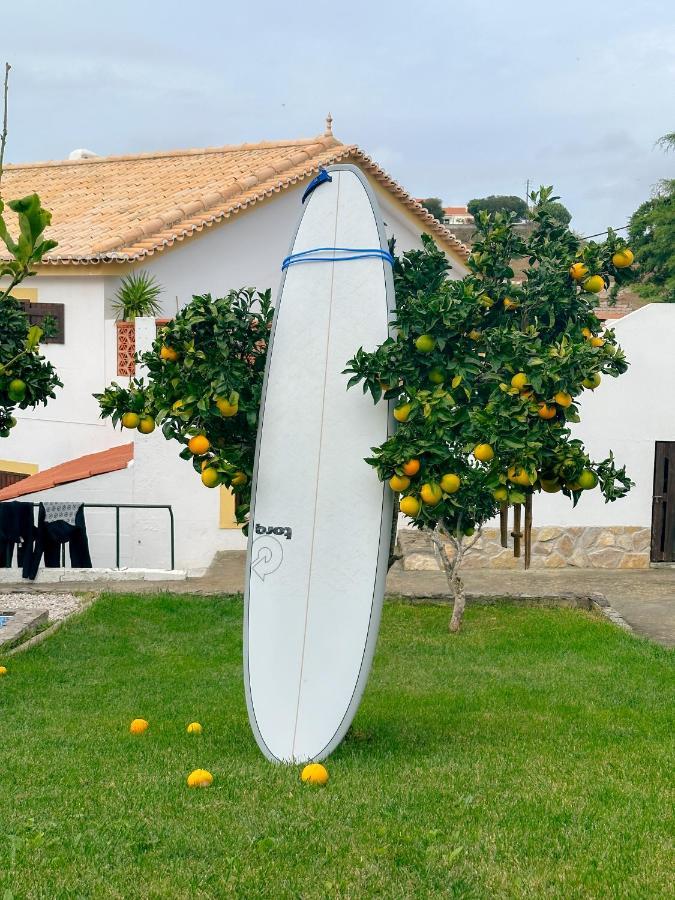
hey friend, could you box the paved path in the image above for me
[2,553,674,647]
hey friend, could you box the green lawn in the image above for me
[0,594,673,899]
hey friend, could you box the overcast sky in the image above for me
[3,0,674,234]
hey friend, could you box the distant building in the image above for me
[443,206,474,226]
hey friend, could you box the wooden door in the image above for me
[651,442,675,563]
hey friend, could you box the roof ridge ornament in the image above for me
[324,112,333,137]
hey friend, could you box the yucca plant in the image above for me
[112,271,163,321]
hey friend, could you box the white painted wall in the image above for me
[492,304,675,528]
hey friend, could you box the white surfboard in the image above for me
[244,164,395,763]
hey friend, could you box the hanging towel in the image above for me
[43,501,81,526]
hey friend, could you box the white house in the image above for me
[0,119,471,576]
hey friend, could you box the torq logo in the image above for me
[255,523,293,540]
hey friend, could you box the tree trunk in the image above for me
[426,524,480,633]
[524,494,533,570]
[448,567,466,633]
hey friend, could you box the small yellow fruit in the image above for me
[503,297,520,310]
[0,666,7,676]
[554,391,572,408]
[231,471,248,487]
[187,722,203,735]
[137,415,156,434]
[216,397,239,417]
[160,345,179,362]
[389,474,411,492]
[415,334,435,353]
[440,473,461,494]
[511,372,528,390]
[612,248,634,268]
[473,444,494,463]
[402,459,421,476]
[570,262,589,281]
[428,367,445,384]
[582,275,604,294]
[493,486,509,502]
[393,403,412,423]
[188,435,210,455]
[399,496,422,517]
[590,336,605,347]
[537,402,557,420]
[420,483,443,506]
[581,327,593,339]
[129,718,149,735]
[578,469,598,490]
[582,373,602,390]
[201,468,220,488]
[301,763,329,786]
[508,466,534,487]
[468,329,482,340]
[187,769,213,788]
[540,478,561,493]
[121,412,140,429]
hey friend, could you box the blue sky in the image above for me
[3,0,674,234]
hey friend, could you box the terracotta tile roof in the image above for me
[443,206,471,216]
[0,134,470,266]
[0,443,133,501]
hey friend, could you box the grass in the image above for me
[0,594,673,899]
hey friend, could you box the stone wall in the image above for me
[398,526,651,571]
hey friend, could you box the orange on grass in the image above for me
[402,459,421,476]
[389,474,411,492]
[129,718,149,735]
[0,666,7,676]
[187,722,203,735]
[301,763,329,786]
[187,769,213,788]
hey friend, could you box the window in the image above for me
[18,301,65,344]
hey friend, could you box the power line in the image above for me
[582,224,629,240]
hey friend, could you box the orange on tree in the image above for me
[508,465,534,487]
[581,326,593,339]
[399,495,421,517]
[612,248,634,268]
[216,396,239,417]
[511,372,529,390]
[415,334,435,353]
[467,329,482,340]
[201,468,220,488]
[578,469,598,490]
[389,474,411,492]
[472,443,494,463]
[554,391,572,408]
[8,379,27,402]
[503,297,519,310]
[583,373,602,390]
[428,367,445,384]
[160,345,179,362]
[539,478,561,493]
[137,415,156,434]
[188,434,211,455]
[439,473,460,494]
[393,402,412,422]
[537,402,557,420]
[420,483,443,506]
[582,275,604,294]
[590,336,605,347]
[402,458,421,476]
[231,471,248,486]
[121,412,140,429]
[569,262,589,281]
[493,486,509,502]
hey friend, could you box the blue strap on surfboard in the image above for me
[302,168,332,203]
[282,246,394,271]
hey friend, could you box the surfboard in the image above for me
[244,164,395,763]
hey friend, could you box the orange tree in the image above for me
[95,288,272,527]
[345,187,633,631]
[0,64,61,436]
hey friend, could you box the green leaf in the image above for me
[25,325,43,350]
